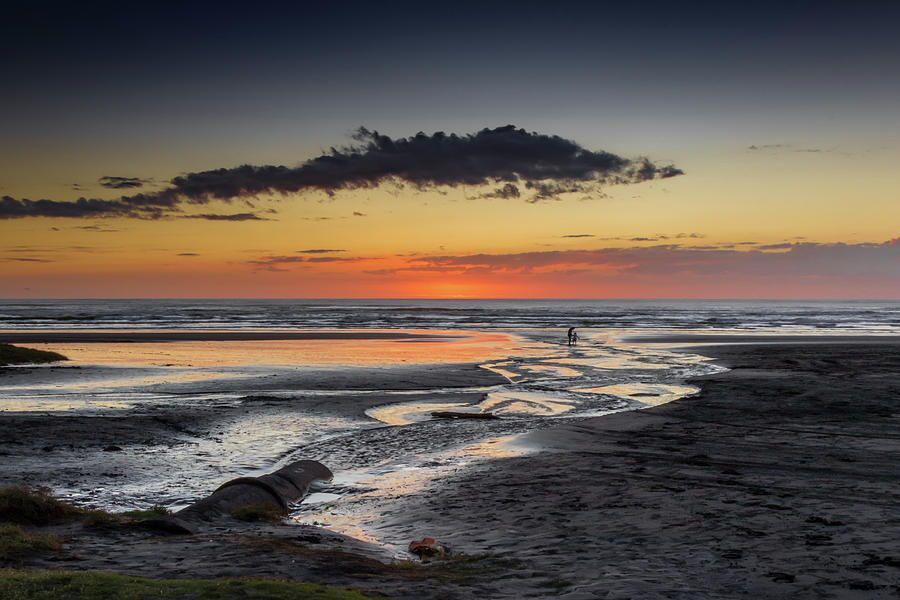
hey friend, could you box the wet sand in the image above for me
[5,337,900,598]
[0,330,462,343]
[373,339,900,598]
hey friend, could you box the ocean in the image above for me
[2,298,899,332]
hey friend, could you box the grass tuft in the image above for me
[0,344,67,367]
[230,503,284,523]
[1,486,173,528]
[0,524,62,563]
[0,569,372,599]
[0,487,81,525]
[120,505,171,520]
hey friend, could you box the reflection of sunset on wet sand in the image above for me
[19,329,523,367]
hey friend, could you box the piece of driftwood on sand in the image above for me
[430,411,498,420]
[148,459,332,534]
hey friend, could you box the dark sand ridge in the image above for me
[625,333,900,345]
[5,337,900,598]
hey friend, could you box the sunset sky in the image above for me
[2,1,899,298]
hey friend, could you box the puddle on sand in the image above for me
[366,401,481,426]
[577,383,700,406]
[518,364,583,377]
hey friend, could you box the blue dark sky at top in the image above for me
[3,0,899,178]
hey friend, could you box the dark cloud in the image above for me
[77,225,119,232]
[748,144,825,154]
[251,255,306,264]
[478,183,521,199]
[757,242,795,250]
[524,181,589,203]
[306,256,357,263]
[297,249,347,254]
[562,234,595,238]
[5,257,53,263]
[0,194,176,219]
[177,252,199,256]
[3,126,683,219]
[99,176,148,189]
[352,211,367,217]
[248,254,370,270]
[164,126,682,204]
[183,212,270,221]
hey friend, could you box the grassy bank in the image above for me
[0,344,67,367]
[0,570,373,600]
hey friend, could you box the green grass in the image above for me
[230,503,284,523]
[1,486,173,528]
[0,524,62,563]
[0,569,373,599]
[119,505,171,520]
[0,344,67,367]
[0,487,81,525]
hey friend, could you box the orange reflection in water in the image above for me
[23,329,528,368]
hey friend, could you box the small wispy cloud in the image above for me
[184,212,271,221]
[99,176,149,189]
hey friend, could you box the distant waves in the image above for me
[1,299,899,333]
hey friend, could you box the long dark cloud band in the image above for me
[0,125,683,219]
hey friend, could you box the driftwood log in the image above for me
[148,459,332,534]
[430,411,497,419]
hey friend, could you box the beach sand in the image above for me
[370,339,900,598]
[4,337,900,598]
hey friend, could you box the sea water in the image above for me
[2,298,899,331]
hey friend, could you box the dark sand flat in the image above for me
[371,341,900,598]
[6,340,900,599]
[625,333,900,345]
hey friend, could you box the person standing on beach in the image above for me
[567,327,576,346]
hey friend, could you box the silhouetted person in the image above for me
[567,327,577,346]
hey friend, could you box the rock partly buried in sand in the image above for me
[146,460,333,534]
[430,411,498,420]
[408,537,451,563]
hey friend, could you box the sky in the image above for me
[2,0,899,298]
